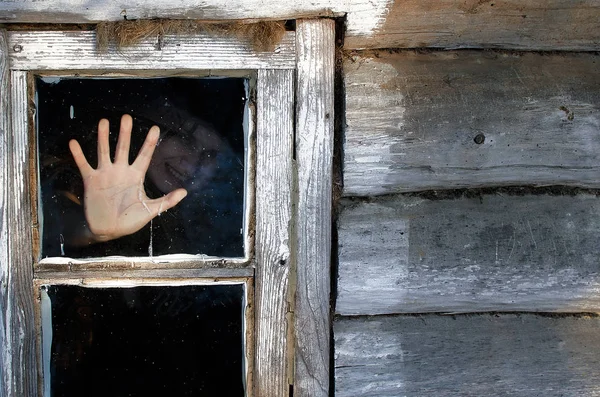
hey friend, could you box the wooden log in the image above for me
[294,19,335,397]
[343,51,600,196]
[254,69,294,397]
[335,314,600,396]
[337,193,600,315]
[345,0,600,51]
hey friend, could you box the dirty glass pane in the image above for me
[37,77,247,258]
[41,284,246,397]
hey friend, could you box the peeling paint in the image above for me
[343,0,393,37]
[0,0,394,38]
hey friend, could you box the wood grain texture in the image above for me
[3,0,600,52]
[294,19,335,397]
[0,29,9,397]
[8,30,296,71]
[0,0,392,41]
[344,51,600,196]
[5,71,37,396]
[345,0,600,51]
[335,314,600,396]
[337,193,600,315]
[34,268,254,280]
[254,69,294,397]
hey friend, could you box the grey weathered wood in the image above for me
[36,256,252,272]
[0,29,9,397]
[2,0,600,52]
[0,0,391,45]
[345,0,600,51]
[294,19,335,397]
[337,193,600,315]
[344,51,600,196]
[0,0,373,22]
[3,71,37,396]
[335,314,600,396]
[254,69,294,397]
[34,268,254,280]
[8,30,296,71]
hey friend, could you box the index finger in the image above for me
[132,125,160,172]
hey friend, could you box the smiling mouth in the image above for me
[165,163,189,184]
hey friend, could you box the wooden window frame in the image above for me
[0,18,333,397]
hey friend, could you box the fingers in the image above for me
[114,114,132,165]
[132,125,160,172]
[147,188,188,216]
[97,118,111,168]
[69,139,94,178]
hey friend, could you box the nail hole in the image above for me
[474,133,485,144]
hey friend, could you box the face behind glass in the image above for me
[147,123,224,194]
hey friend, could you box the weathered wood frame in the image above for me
[294,19,335,397]
[0,21,335,397]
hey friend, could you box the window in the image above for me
[1,19,333,397]
[39,280,249,396]
[37,76,248,258]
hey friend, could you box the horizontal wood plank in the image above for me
[335,314,600,396]
[8,30,296,70]
[0,0,391,44]
[337,193,600,315]
[345,0,600,51]
[343,51,600,196]
[2,1,600,52]
[33,268,254,279]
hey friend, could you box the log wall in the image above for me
[337,7,600,394]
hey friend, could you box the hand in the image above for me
[69,114,188,243]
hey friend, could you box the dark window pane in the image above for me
[37,77,247,258]
[42,284,246,397]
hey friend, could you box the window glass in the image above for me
[41,284,246,396]
[37,77,247,258]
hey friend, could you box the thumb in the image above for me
[147,189,188,216]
